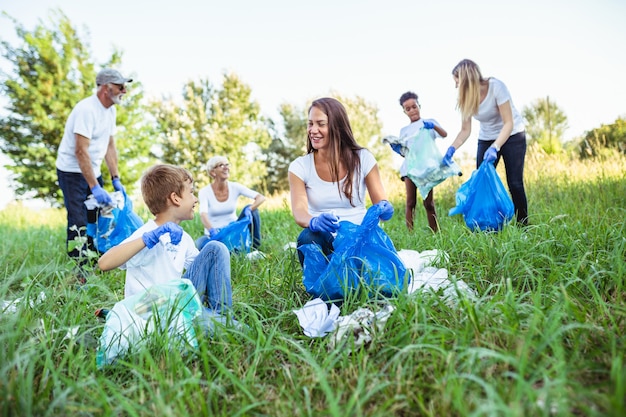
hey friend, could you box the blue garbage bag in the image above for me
[300,204,407,301]
[211,217,251,253]
[449,161,514,231]
[91,192,144,253]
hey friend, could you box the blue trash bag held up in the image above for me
[405,127,462,199]
[211,217,251,253]
[300,205,407,301]
[91,192,144,253]
[448,161,514,231]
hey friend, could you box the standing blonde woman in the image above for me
[443,59,528,225]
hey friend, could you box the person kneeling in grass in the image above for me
[98,164,235,323]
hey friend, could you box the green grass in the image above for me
[1,151,625,416]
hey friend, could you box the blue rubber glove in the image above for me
[309,213,340,233]
[142,222,183,249]
[242,206,253,220]
[376,200,394,221]
[390,143,404,157]
[208,228,218,238]
[423,121,435,129]
[484,146,498,163]
[112,177,125,193]
[442,146,456,166]
[90,184,113,206]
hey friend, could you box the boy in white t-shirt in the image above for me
[390,91,448,232]
[98,164,233,316]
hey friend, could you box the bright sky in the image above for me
[1,0,625,208]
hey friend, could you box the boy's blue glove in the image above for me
[423,121,435,129]
[483,146,498,163]
[442,146,456,166]
[112,178,125,193]
[376,200,394,221]
[91,184,113,206]
[309,213,340,233]
[142,222,183,249]
[390,143,404,156]
[242,206,252,220]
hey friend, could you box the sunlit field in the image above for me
[1,150,625,416]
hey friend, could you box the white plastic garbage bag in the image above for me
[96,278,203,368]
[293,298,340,337]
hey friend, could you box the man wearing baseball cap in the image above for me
[55,68,133,274]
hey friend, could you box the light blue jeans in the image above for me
[183,241,232,314]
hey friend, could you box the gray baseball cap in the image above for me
[96,68,133,86]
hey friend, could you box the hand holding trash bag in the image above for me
[390,143,404,156]
[483,146,498,163]
[91,184,113,206]
[309,213,340,233]
[208,228,219,238]
[112,177,125,193]
[442,146,456,166]
[423,121,435,129]
[241,206,252,220]
[375,200,394,221]
[142,222,183,248]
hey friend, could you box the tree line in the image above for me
[1,10,624,206]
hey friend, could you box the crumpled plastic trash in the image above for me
[293,298,340,337]
[382,135,409,157]
[1,291,46,313]
[245,250,266,261]
[330,304,395,350]
[84,190,124,216]
[398,249,477,303]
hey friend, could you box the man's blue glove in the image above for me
[242,206,253,220]
[423,121,435,129]
[442,146,456,166]
[91,184,113,206]
[484,146,498,163]
[142,222,183,249]
[112,177,125,193]
[390,143,404,157]
[309,212,340,233]
[376,200,394,221]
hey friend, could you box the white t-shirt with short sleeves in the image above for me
[475,78,525,141]
[56,95,116,176]
[120,219,199,298]
[288,148,377,225]
[197,181,259,232]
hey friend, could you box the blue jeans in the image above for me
[196,204,262,251]
[183,240,232,314]
[477,132,528,224]
[296,228,335,267]
[57,169,104,259]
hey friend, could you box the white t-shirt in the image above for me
[398,118,442,178]
[197,181,259,232]
[120,219,199,298]
[288,148,377,225]
[55,95,117,176]
[475,78,525,141]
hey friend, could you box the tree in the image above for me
[151,73,272,189]
[522,96,568,154]
[0,10,154,206]
[261,103,307,194]
[577,116,626,158]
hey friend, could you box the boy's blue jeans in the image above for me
[477,131,528,224]
[183,241,232,314]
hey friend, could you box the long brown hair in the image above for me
[452,59,485,120]
[307,97,363,205]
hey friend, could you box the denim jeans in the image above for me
[296,228,335,267]
[57,168,104,259]
[196,204,262,251]
[476,131,528,224]
[183,240,232,314]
